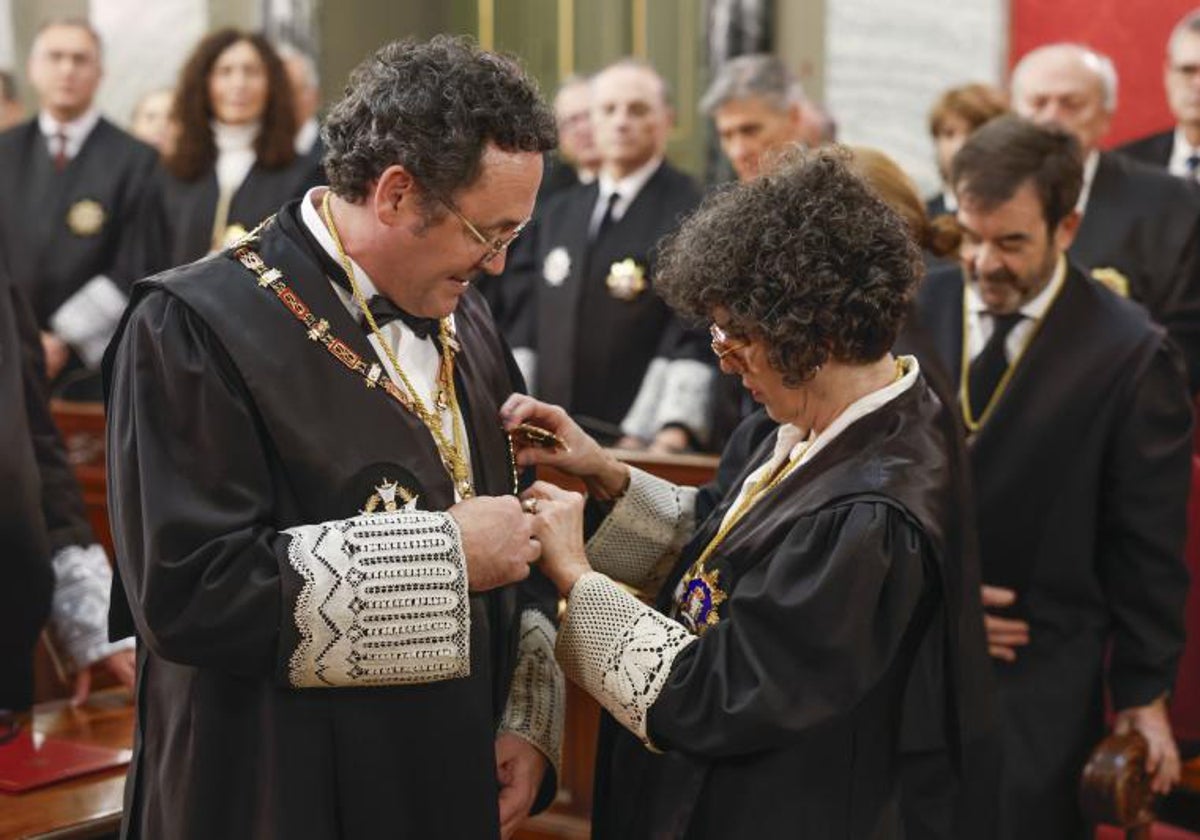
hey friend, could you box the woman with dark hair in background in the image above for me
[145,29,321,268]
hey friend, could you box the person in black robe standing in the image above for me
[502,149,980,839]
[505,59,710,450]
[1012,43,1200,393]
[915,115,1191,840]
[142,29,322,271]
[104,37,565,839]
[0,19,158,396]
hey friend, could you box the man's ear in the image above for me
[373,164,418,226]
[1054,208,1082,252]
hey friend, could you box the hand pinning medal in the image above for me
[509,422,569,452]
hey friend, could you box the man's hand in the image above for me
[71,648,136,706]
[980,585,1030,662]
[521,481,590,596]
[495,732,547,839]
[1113,695,1182,794]
[41,331,70,380]
[500,394,630,499]
[449,496,538,592]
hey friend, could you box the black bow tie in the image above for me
[364,295,440,340]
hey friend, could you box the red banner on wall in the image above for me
[1011,0,1199,148]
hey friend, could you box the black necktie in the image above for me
[1187,153,1200,181]
[364,295,440,340]
[592,191,621,242]
[968,312,1024,420]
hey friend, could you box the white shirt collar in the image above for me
[940,189,958,213]
[722,355,922,533]
[598,155,662,208]
[298,186,381,300]
[1169,125,1200,178]
[1076,150,1100,214]
[38,108,101,157]
[965,253,1066,323]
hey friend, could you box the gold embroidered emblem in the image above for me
[66,199,105,236]
[362,479,419,514]
[606,258,646,301]
[1091,267,1130,298]
[676,567,727,635]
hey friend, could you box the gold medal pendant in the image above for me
[676,567,727,635]
[606,258,646,301]
[66,199,106,236]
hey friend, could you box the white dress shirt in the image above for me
[38,108,101,161]
[1075,150,1101,216]
[299,187,472,496]
[588,155,663,237]
[965,255,1066,364]
[1168,125,1200,179]
[213,120,260,196]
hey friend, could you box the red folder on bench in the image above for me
[0,729,131,793]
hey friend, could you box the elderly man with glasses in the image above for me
[103,36,566,839]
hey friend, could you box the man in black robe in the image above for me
[1012,42,1200,393]
[1117,10,1200,177]
[0,19,157,397]
[506,59,710,450]
[916,115,1191,840]
[104,37,564,839]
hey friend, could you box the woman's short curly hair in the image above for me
[323,35,557,206]
[657,148,921,386]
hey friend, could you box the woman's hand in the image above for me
[501,394,630,499]
[520,481,591,596]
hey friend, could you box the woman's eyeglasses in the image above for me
[709,323,750,361]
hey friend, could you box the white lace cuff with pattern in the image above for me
[499,609,565,776]
[284,511,470,688]
[556,572,695,749]
[586,467,696,593]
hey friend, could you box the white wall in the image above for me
[89,0,207,129]
[0,0,15,70]
[824,0,1008,196]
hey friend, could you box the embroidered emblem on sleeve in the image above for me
[499,609,566,775]
[284,510,470,687]
[556,572,695,749]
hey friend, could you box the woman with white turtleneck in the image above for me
[145,29,322,270]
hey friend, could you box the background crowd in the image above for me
[3,7,1200,839]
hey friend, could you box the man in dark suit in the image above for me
[0,19,157,396]
[916,115,1190,840]
[1012,42,1200,393]
[542,74,600,199]
[1117,10,1200,176]
[509,59,709,449]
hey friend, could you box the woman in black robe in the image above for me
[502,149,978,839]
[144,29,321,270]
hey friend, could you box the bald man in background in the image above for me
[1012,42,1200,392]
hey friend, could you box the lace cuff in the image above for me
[556,572,695,749]
[48,544,133,671]
[499,609,565,776]
[284,511,470,688]
[653,359,714,444]
[586,468,696,592]
[48,275,127,368]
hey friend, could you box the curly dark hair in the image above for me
[322,35,557,207]
[657,148,920,386]
[165,29,297,182]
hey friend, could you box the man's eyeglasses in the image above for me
[437,195,530,266]
[710,323,750,361]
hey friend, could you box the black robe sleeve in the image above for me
[108,290,477,688]
[1098,340,1192,709]
[647,502,932,756]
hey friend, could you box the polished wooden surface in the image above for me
[0,690,133,840]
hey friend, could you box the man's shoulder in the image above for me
[133,251,249,313]
[0,118,35,156]
[1059,261,1164,348]
[649,160,703,206]
[1097,150,1200,213]
[1113,128,1174,167]
[90,117,159,166]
